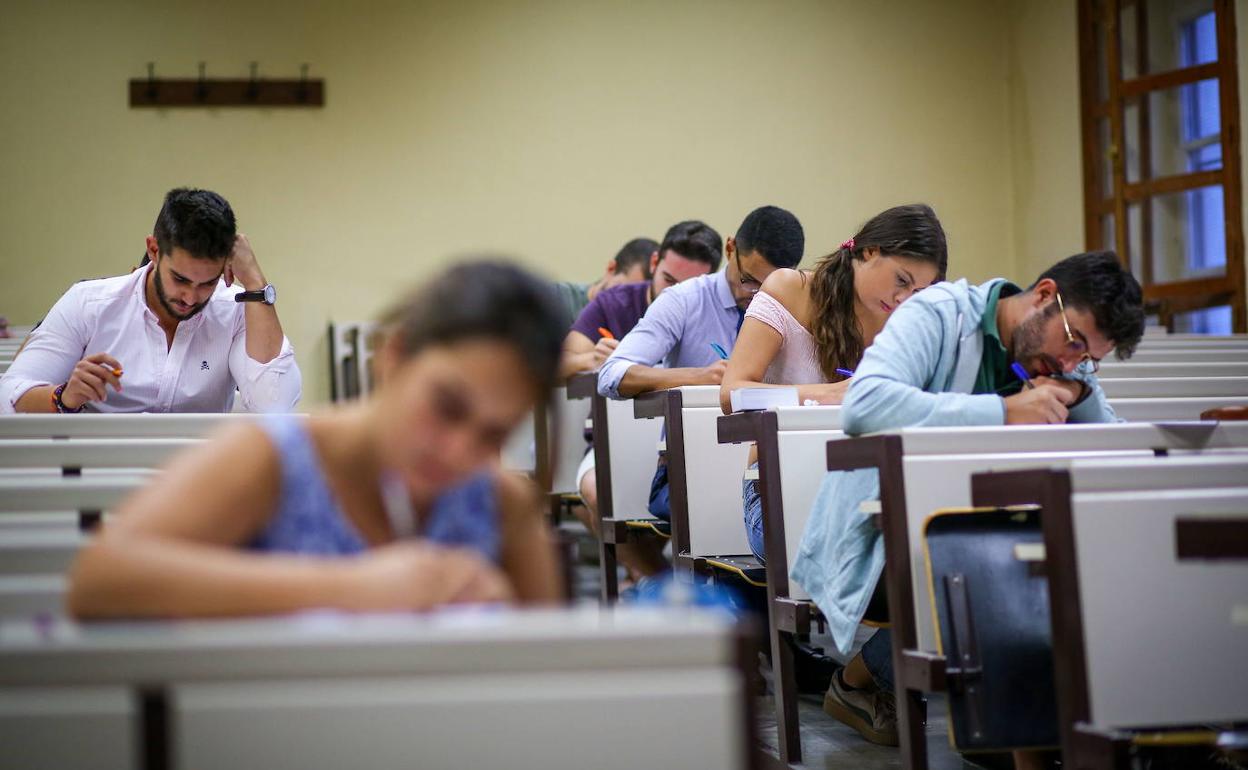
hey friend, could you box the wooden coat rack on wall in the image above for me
[129,63,324,108]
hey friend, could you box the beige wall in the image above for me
[1007,0,1086,283]
[0,1,1153,405]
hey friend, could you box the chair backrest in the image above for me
[1067,486,1248,731]
[550,388,592,495]
[715,406,844,602]
[500,409,537,474]
[761,407,845,601]
[923,507,1056,751]
[681,405,752,555]
[328,320,380,402]
[500,387,595,492]
[600,395,664,520]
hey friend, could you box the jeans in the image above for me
[860,628,894,691]
[648,461,671,521]
[742,462,764,562]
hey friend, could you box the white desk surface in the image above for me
[0,438,199,468]
[0,413,262,440]
[0,606,736,686]
[871,421,1248,455]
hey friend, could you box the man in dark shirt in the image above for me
[558,225,716,379]
[551,237,658,331]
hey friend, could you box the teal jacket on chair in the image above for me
[790,277,1119,655]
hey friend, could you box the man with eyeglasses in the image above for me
[833,250,1144,433]
[791,251,1144,747]
[593,207,804,569]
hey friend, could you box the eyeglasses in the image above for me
[1055,291,1100,373]
[734,253,761,291]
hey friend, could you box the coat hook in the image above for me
[196,62,207,101]
[145,62,157,101]
[247,61,259,100]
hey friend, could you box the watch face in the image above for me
[263,284,276,304]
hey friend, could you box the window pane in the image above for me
[1125,99,1142,182]
[1125,78,1222,182]
[1179,8,1219,68]
[1102,212,1117,253]
[1150,185,1227,283]
[1120,1,1140,81]
[1173,305,1232,334]
[1186,77,1221,139]
[1126,202,1143,276]
[1128,1,1217,77]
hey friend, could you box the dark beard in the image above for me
[152,265,211,321]
[1009,307,1057,373]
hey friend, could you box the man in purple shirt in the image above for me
[559,227,715,379]
[564,223,722,580]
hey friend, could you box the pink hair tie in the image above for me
[840,237,855,251]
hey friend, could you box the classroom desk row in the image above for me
[2,335,1248,769]
[0,606,756,770]
[556,348,1248,767]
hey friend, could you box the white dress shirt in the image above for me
[0,264,301,413]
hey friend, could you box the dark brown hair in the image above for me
[381,259,565,396]
[806,204,948,379]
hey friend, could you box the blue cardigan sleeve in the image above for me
[841,295,1006,435]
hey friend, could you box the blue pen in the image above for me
[709,342,729,360]
[1010,362,1035,390]
[835,368,854,378]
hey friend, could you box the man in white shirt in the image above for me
[0,188,301,413]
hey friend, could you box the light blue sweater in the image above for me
[790,278,1119,654]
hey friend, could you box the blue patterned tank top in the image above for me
[248,415,501,563]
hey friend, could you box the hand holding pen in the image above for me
[1004,362,1075,425]
[58,352,124,411]
[592,327,619,368]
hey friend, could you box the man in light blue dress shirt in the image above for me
[597,206,806,523]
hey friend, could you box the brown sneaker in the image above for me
[822,670,899,747]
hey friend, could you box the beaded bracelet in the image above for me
[52,383,83,413]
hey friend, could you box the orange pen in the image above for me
[597,327,616,340]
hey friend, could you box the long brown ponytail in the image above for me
[806,204,948,380]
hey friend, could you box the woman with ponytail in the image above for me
[720,203,948,564]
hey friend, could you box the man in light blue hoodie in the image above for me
[796,251,1145,746]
